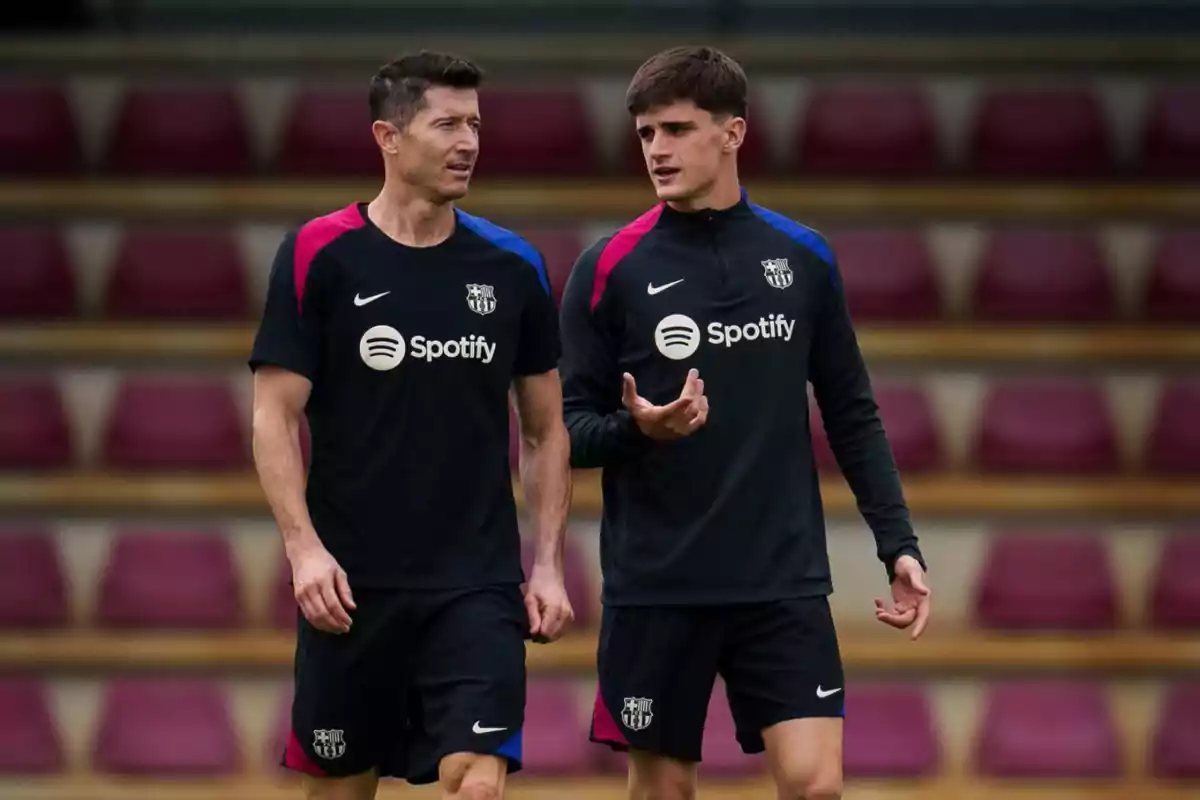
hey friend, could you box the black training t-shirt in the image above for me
[249,203,559,589]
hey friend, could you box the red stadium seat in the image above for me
[0,378,72,469]
[974,532,1117,631]
[811,384,943,474]
[1149,532,1200,630]
[106,228,250,319]
[826,229,941,321]
[844,684,939,777]
[107,85,252,176]
[0,529,69,629]
[799,85,939,176]
[102,376,248,470]
[0,83,81,175]
[1144,231,1200,322]
[1152,682,1200,778]
[622,92,772,177]
[94,679,240,776]
[278,88,378,176]
[475,89,599,177]
[973,229,1114,322]
[975,379,1118,473]
[1148,379,1200,474]
[97,530,243,630]
[975,681,1119,777]
[0,227,77,319]
[522,680,592,775]
[701,683,762,776]
[517,227,583,306]
[0,679,63,774]
[970,88,1112,177]
[1142,86,1200,178]
[521,537,595,628]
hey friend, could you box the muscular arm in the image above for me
[251,367,320,559]
[511,369,572,572]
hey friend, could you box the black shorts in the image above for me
[282,584,528,785]
[590,597,844,763]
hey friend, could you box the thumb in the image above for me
[903,563,930,595]
[621,373,639,409]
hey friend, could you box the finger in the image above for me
[300,589,334,633]
[911,595,931,640]
[679,368,700,399]
[657,395,694,420]
[621,373,638,409]
[524,592,542,636]
[877,609,917,629]
[695,378,705,397]
[335,570,356,611]
[908,569,931,596]
[320,579,352,631]
[540,605,565,640]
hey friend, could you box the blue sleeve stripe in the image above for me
[748,202,835,269]
[456,210,551,295]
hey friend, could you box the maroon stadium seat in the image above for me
[97,530,243,630]
[1145,231,1200,321]
[811,384,943,474]
[94,679,240,775]
[0,378,72,469]
[976,379,1118,473]
[278,88,379,176]
[106,228,250,319]
[522,680,592,775]
[799,85,939,176]
[518,227,583,306]
[1142,86,1200,178]
[475,89,598,177]
[0,227,77,319]
[0,529,69,629]
[974,532,1117,631]
[521,537,595,628]
[0,679,63,774]
[826,229,940,321]
[701,683,762,776]
[973,229,1114,322]
[1149,532,1200,630]
[976,681,1119,777]
[622,92,772,177]
[970,88,1112,177]
[844,684,939,777]
[1148,379,1200,474]
[102,376,248,470]
[107,85,252,176]
[0,83,81,175]
[1152,682,1200,778]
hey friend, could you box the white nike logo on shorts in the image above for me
[816,686,842,698]
[472,721,507,734]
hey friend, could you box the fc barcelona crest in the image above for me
[621,697,654,731]
[466,284,497,315]
[762,258,794,290]
[313,729,345,759]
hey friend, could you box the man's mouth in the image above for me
[653,166,681,178]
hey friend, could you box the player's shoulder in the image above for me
[743,199,835,269]
[453,208,550,294]
[289,203,371,272]
[589,203,666,275]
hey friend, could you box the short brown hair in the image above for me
[625,46,748,119]
[369,51,484,126]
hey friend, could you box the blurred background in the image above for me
[0,1,1198,799]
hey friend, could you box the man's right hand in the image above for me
[289,542,356,634]
[622,368,709,440]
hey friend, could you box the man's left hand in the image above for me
[875,555,931,640]
[524,565,575,643]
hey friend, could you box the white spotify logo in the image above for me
[359,325,405,370]
[654,314,700,360]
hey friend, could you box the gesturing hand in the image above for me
[524,565,575,643]
[290,543,356,634]
[623,368,708,440]
[875,555,931,641]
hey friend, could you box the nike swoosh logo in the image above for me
[816,686,842,699]
[354,291,390,307]
[647,279,684,295]
[472,722,507,735]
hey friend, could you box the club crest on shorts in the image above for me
[621,697,654,731]
[313,729,345,759]
[466,283,497,315]
[762,258,793,289]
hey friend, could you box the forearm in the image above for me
[564,406,652,468]
[252,407,321,558]
[519,424,572,570]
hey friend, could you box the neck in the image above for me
[666,166,743,213]
[367,179,457,247]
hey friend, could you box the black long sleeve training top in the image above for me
[559,192,925,606]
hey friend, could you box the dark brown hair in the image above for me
[369,51,484,126]
[625,46,748,119]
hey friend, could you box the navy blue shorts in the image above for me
[590,596,845,763]
[283,584,527,784]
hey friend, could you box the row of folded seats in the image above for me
[3,225,1199,321]
[3,375,1198,474]
[2,528,1199,631]
[2,677,1199,778]
[2,83,1199,178]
